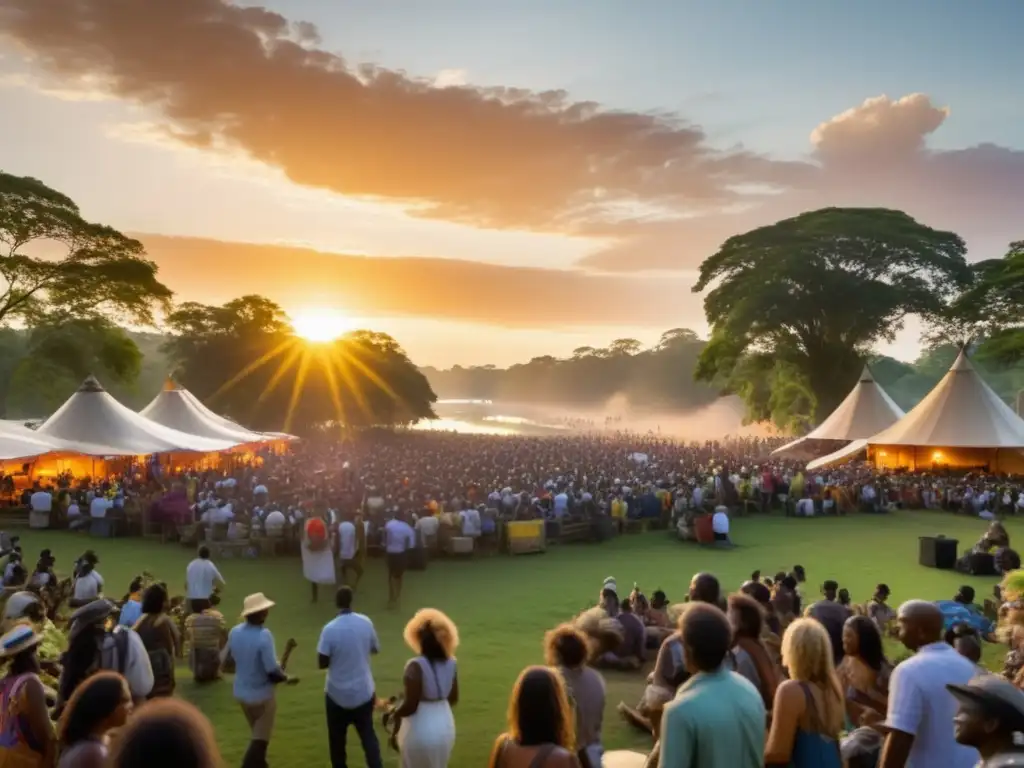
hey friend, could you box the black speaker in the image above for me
[919,536,958,569]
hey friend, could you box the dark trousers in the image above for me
[325,695,382,768]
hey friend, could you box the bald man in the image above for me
[879,600,978,768]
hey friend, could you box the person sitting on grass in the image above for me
[118,577,144,628]
[727,593,779,712]
[598,599,646,671]
[185,593,228,684]
[0,625,55,768]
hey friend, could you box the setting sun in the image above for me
[290,308,355,343]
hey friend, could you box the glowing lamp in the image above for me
[932,451,943,460]
[878,451,887,457]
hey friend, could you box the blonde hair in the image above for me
[403,608,459,659]
[781,618,844,735]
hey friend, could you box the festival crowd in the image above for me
[2,431,1024,767]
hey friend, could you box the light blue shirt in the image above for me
[118,599,142,627]
[660,666,764,768]
[317,611,379,708]
[228,623,280,704]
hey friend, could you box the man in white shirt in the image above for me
[552,490,569,519]
[317,587,382,768]
[28,485,52,529]
[186,546,225,613]
[90,494,113,519]
[711,506,732,546]
[383,513,415,609]
[880,600,979,768]
[337,514,363,590]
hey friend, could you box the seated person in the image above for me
[597,599,646,671]
[675,507,696,541]
[619,631,686,738]
[795,494,815,517]
[630,586,673,648]
[711,506,732,545]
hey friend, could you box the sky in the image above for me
[0,0,1022,368]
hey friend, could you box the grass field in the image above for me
[11,510,1016,766]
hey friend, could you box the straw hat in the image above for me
[0,625,42,658]
[241,593,275,618]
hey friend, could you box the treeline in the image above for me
[422,332,1024,419]
[421,329,720,410]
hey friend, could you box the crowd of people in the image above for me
[4,429,1024,767]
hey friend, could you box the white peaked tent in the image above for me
[37,376,239,456]
[0,422,65,462]
[772,366,904,460]
[141,379,269,444]
[862,349,1024,472]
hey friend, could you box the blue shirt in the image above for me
[660,667,765,768]
[118,599,142,627]
[228,623,280,704]
[317,611,379,708]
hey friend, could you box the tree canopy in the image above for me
[163,295,437,434]
[692,207,972,428]
[0,172,173,415]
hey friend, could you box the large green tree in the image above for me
[0,172,173,414]
[692,207,972,427]
[163,295,437,433]
[947,241,1024,366]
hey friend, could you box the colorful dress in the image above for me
[0,674,46,768]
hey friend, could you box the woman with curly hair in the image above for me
[545,624,604,768]
[489,666,580,768]
[389,608,459,767]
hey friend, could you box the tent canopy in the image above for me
[141,380,269,444]
[773,366,904,457]
[0,423,64,462]
[37,376,239,456]
[868,350,1024,448]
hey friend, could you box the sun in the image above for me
[289,308,355,343]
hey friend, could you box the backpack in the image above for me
[100,626,132,675]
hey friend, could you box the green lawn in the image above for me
[12,510,1014,766]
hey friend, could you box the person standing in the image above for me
[879,600,978,768]
[224,593,298,768]
[302,516,336,604]
[316,587,382,768]
[28,484,52,530]
[383,512,415,609]
[337,513,363,591]
[185,547,225,614]
[659,603,764,768]
[390,609,460,767]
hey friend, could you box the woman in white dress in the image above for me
[389,608,459,767]
[300,516,336,603]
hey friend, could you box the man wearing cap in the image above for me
[948,674,1024,766]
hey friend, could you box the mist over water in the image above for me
[413,395,776,438]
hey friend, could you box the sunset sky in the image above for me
[1,0,1022,368]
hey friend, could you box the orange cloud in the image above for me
[0,0,787,234]
[1,2,1021,273]
[134,234,703,329]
